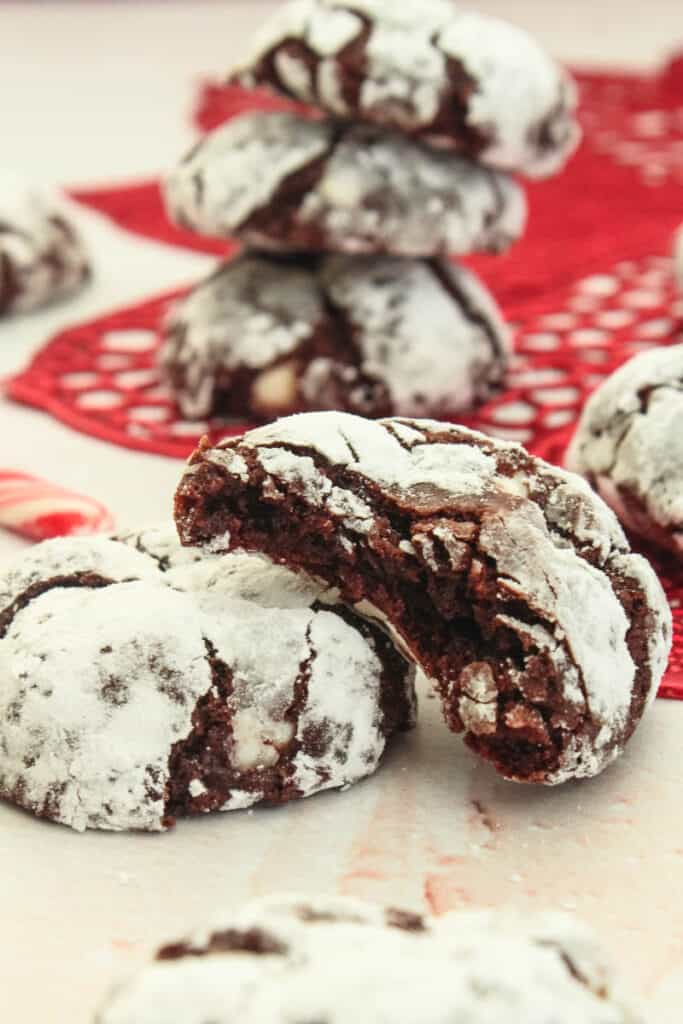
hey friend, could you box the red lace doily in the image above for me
[8,59,683,697]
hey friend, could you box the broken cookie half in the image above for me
[175,411,671,784]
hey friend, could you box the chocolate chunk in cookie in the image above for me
[0,174,90,316]
[160,253,509,420]
[164,112,526,257]
[95,893,639,1023]
[230,0,579,179]
[0,524,415,831]
[176,413,671,785]
[567,344,683,559]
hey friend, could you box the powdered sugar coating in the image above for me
[177,412,671,783]
[437,12,579,178]
[231,0,580,178]
[0,536,160,609]
[0,525,414,831]
[96,893,641,1023]
[160,253,509,420]
[112,523,207,572]
[0,172,89,315]
[161,257,321,419]
[567,344,683,559]
[164,112,526,257]
[0,583,212,832]
[313,255,510,414]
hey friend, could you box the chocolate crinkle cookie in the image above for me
[230,0,580,179]
[164,111,526,257]
[176,412,671,785]
[0,173,90,316]
[566,344,683,559]
[95,894,641,1023]
[0,524,415,832]
[160,252,510,421]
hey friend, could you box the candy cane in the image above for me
[0,471,114,541]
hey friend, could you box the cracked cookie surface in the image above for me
[176,412,671,784]
[96,893,641,1023]
[567,345,683,559]
[0,524,415,832]
[164,111,526,257]
[0,173,90,316]
[161,252,509,421]
[230,0,580,179]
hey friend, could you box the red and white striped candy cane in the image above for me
[0,470,114,541]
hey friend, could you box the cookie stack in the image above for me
[160,0,580,423]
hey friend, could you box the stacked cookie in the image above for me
[161,0,580,423]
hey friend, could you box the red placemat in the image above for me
[9,59,683,698]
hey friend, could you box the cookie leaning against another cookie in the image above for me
[175,412,671,786]
[95,894,641,1023]
[160,253,510,420]
[230,0,580,179]
[566,344,683,559]
[0,173,90,316]
[0,524,415,832]
[164,111,526,257]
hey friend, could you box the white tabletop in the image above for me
[2,3,683,1021]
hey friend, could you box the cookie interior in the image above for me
[176,430,654,783]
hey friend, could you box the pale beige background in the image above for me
[1,3,682,1021]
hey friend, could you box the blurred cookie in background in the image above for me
[0,173,90,317]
